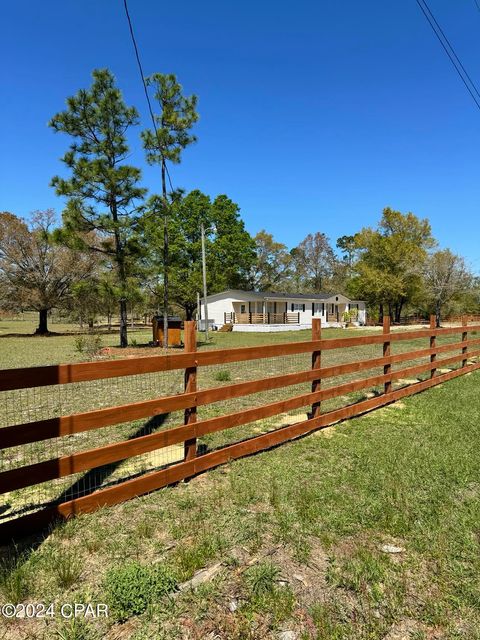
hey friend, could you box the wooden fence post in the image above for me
[383,316,392,394]
[430,314,436,379]
[462,316,468,368]
[183,321,197,461]
[311,318,322,419]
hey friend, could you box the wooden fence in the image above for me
[1,316,480,541]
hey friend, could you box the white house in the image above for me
[200,290,366,332]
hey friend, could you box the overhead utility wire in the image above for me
[474,0,480,13]
[123,0,174,193]
[415,0,480,111]
[418,0,480,102]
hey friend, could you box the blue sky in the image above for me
[2,1,480,271]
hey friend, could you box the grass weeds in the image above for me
[1,316,480,637]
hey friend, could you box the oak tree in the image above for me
[0,210,94,334]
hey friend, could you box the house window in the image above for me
[240,304,246,313]
[291,303,305,312]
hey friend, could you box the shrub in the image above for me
[104,562,177,621]
[74,335,87,353]
[214,370,231,382]
[74,334,103,360]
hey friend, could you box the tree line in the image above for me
[1,69,478,344]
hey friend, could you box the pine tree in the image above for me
[141,73,198,344]
[50,68,146,347]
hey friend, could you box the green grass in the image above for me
[1,313,480,637]
[1,371,480,638]
[0,314,154,368]
[1,314,477,537]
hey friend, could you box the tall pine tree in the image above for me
[50,68,146,347]
[141,73,198,344]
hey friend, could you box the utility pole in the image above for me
[201,222,209,341]
[197,291,201,323]
[162,161,169,350]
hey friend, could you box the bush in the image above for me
[74,334,103,360]
[214,370,231,382]
[104,562,177,621]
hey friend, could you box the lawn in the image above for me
[1,366,480,638]
[0,315,477,535]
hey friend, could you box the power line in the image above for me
[419,0,480,102]
[415,0,480,111]
[123,0,174,193]
[474,0,480,13]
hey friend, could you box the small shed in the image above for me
[152,316,183,347]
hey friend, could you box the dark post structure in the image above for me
[430,314,437,379]
[311,318,322,419]
[383,316,392,394]
[183,321,197,461]
[462,316,468,368]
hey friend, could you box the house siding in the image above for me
[201,290,367,328]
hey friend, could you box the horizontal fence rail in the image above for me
[1,317,480,540]
[1,325,478,392]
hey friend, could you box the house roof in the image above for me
[262,291,335,300]
[204,289,358,302]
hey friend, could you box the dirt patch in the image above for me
[104,344,186,358]
[383,618,430,639]
[220,537,332,611]
[270,537,330,607]
[313,425,337,438]
[276,413,309,427]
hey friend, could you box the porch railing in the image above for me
[224,312,300,325]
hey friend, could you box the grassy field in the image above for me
[1,315,480,638]
[0,314,372,367]
[1,369,480,638]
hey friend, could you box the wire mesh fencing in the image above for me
[1,318,480,534]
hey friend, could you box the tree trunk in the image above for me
[36,309,49,334]
[435,300,441,328]
[119,298,128,347]
[379,304,384,324]
[107,313,112,331]
[395,301,403,324]
[88,318,94,330]
[185,306,194,321]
